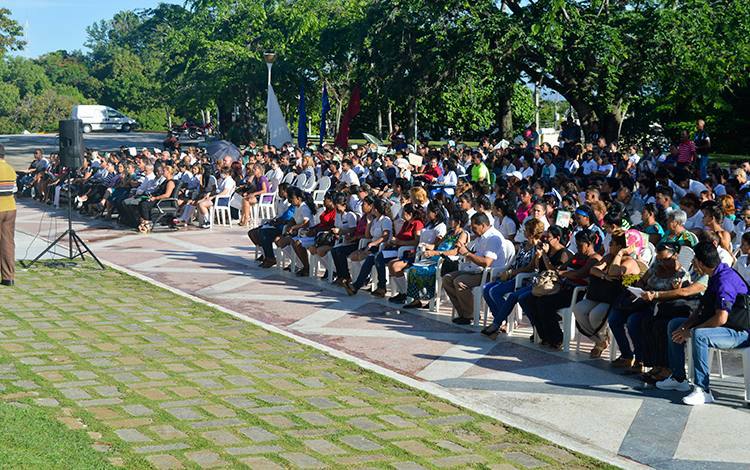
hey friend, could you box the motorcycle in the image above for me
[170,121,217,140]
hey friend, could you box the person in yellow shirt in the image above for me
[0,144,16,286]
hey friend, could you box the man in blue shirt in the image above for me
[657,241,750,405]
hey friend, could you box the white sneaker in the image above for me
[656,376,691,391]
[682,387,715,406]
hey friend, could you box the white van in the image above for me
[70,105,138,133]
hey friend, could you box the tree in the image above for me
[0,8,24,56]
[0,56,51,98]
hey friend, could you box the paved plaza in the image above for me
[8,199,750,469]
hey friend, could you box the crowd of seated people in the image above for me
[15,117,750,406]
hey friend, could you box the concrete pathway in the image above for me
[12,200,750,469]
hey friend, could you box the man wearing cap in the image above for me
[0,144,16,286]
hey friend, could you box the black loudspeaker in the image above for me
[59,119,84,169]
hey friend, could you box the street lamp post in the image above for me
[263,51,276,144]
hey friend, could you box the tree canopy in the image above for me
[0,1,748,151]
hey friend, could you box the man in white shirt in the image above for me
[339,159,360,186]
[442,213,505,325]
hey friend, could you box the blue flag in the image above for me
[297,84,307,148]
[320,84,330,146]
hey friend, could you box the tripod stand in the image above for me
[23,172,104,269]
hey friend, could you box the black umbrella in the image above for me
[205,140,241,162]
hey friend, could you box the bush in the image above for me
[125,108,171,131]
[0,117,23,134]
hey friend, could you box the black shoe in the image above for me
[403,300,423,309]
[388,293,407,304]
[1,280,14,286]
[296,268,309,277]
[452,317,472,325]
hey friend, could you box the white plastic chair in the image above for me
[281,172,295,184]
[312,190,327,207]
[686,340,749,403]
[316,176,331,193]
[293,173,307,189]
[679,245,695,270]
[209,192,233,228]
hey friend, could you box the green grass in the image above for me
[0,402,114,469]
[0,262,616,469]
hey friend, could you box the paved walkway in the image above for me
[12,200,750,469]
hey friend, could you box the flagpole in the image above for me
[263,51,277,145]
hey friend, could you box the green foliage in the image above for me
[1,57,51,97]
[16,89,78,132]
[0,82,20,115]
[0,117,22,134]
[0,8,25,56]
[511,84,535,134]
[125,107,170,131]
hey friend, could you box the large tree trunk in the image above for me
[600,100,627,144]
[498,94,513,139]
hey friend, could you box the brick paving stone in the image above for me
[142,371,169,380]
[306,397,340,409]
[225,445,284,456]
[166,407,204,420]
[304,439,347,455]
[393,440,438,457]
[347,416,384,432]
[535,445,576,463]
[201,430,242,446]
[239,426,277,442]
[148,425,187,440]
[394,405,429,418]
[297,412,333,427]
[60,388,91,400]
[123,404,154,417]
[427,414,473,426]
[378,414,415,428]
[170,387,200,398]
[94,386,121,397]
[34,398,59,407]
[146,454,184,469]
[433,440,468,453]
[134,443,191,454]
[504,452,547,468]
[137,389,170,401]
[487,465,517,470]
[78,398,123,407]
[256,394,292,405]
[392,463,427,470]
[224,375,254,386]
[185,451,227,469]
[222,397,257,409]
[340,435,382,451]
[238,457,283,469]
[258,414,296,429]
[115,428,152,443]
[159,399,209,409]
[201,404,236,418]
[282,452,327,469]
[375,429,431,440]
[430,454,487,468]
[189,418,245,429]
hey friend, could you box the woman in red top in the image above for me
[291,192,336,276]
[346,204,424,297]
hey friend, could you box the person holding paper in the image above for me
[345,203,423,297]
[608,243,690,371]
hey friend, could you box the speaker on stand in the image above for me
[22,119,104,269]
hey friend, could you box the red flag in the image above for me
[334,85,361,149]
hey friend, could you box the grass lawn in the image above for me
[0,402,114,469]
[0,262,615,469]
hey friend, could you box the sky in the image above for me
[5,0,183,58]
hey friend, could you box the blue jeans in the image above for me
[608,309,649,361]
[331,243,358,279]
[260,226,282,259]
[484,280,532,327]
[353,250,393,290]
[692,326,750,392]
[699,154,709,181]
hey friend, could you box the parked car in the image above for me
[71,105,138,133]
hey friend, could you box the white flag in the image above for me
[267,84,292,148]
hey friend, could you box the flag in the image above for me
[297,84,307,148]
[266,83,292,148]
[334,85,360,149]
[320,84,330,146]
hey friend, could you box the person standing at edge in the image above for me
[0,144,17,286]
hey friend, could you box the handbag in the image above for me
[531,270,561,297]
[585,276,624,303]
[726,268,750,330]
[313,231,337,248]
[611,289,649,313]
[439,255,459,277]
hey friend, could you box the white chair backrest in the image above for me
[316,176,331,193]
[679,245,695,270]
[293,173,307,188]
[312,189,326,206]
[642,242,656,267]
[281,172,295,184]
[302,174,317,192]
